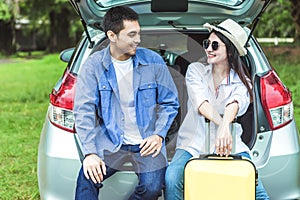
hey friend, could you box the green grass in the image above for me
[0,53,65,199]
[0,47,299,199]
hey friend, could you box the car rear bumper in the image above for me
[38,109,300,199]
[253,120,300,199]
[259,152,300,200]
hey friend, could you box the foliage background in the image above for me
[254,1,294,38]
[0,0,300,55]
[0,53,65,199]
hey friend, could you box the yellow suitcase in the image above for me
[184,117,257,200]
[184,154,257,200]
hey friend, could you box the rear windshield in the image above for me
[94,0,244,7]
[207,0,244,6]
[71,30,209,74]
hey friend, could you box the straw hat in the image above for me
[203,19,248,56]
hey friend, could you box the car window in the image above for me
[71,35,103,74]
[94,0,245,7]
[141,33,188,56]
[94,0,143,7]
[88,31,190,66]
[69,38,90,74]
[142,31,208,67]
[206,0,244,6]
[78,30,209,72]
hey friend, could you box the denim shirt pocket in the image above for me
[99,82,113,109]
[138,83,157,107]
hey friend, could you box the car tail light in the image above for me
[260,70,293,130]
[49,70,76,133]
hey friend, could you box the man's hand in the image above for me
[83,154,106,184]
[139,135,163,157]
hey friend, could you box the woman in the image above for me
[165,19,269,200]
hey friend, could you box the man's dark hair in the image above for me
[102,6,139,36]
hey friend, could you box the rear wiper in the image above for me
[168,21,187,30]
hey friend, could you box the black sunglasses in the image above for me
[203,39,225,51]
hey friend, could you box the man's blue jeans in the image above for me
[165,149,270,200]
[75,144,166,200]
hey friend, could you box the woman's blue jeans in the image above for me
[75,144,166,200]
[165,149,270,200]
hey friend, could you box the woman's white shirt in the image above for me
[176,62,250,156]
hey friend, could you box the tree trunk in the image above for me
[290,0,300,42]
[48,6,72,52]
[0,20,16,55]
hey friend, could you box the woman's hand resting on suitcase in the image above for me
[215,101,239,156]
[215,121,233,156]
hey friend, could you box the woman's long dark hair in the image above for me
[213,31,253,101]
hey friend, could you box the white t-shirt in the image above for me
[112,56,143,145]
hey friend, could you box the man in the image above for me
[74,6,179,200]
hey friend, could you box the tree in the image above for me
[23,0,82,52]
[275,0,300,42]
[48,1,78,52]
[255,1,294,38]
[0,0,82,55]
[0,0,18,55]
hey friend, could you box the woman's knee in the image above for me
[165,164,184,187]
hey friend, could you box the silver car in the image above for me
[37,0,300,199]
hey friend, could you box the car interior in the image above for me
[82,29,256,162]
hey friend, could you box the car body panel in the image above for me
[259,152,300,199]
[38,1,300,199]
[269,120,300,156]
[38,111,81,199]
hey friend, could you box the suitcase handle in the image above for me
[199,154,242,160]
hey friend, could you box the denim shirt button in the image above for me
[103,85,106,89]
[148,84,151,88]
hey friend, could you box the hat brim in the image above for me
[203,23,247,56]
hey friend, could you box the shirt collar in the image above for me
[205,64,241,85]
[102,46,147,70]
[228,68,241,84]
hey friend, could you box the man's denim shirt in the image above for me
[74,46,179,158]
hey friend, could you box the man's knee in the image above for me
[133,181,163,199]
[75,168,102,200]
